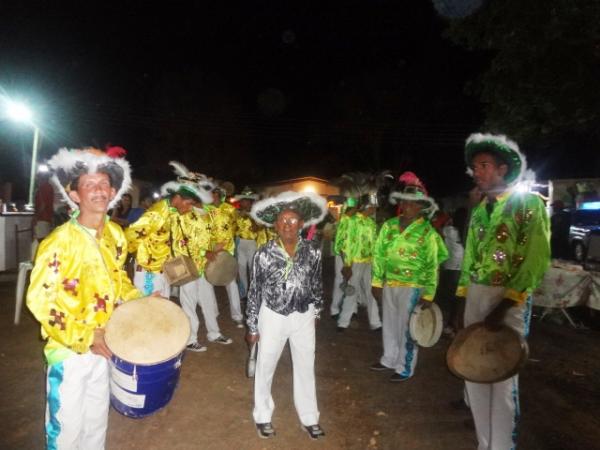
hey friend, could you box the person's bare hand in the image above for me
[206,251,217,262]
[90,328,112,359]
[371,286,383,302]
[484,299,513,331]
[245,333,260,345]
[341,266,353,281]
[418,299,432,310]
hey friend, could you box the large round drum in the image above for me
[205,251,238,286]
[446,322,529,384]
[409,303,443,347]
[105,296,190,418]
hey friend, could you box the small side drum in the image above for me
[105,296,191,418]
[446,322,529,384]
[205,251,238,286]
[409,303,443,348]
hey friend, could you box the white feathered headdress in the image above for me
[250,190,328,229]
[160,161,215,204]
[47,146,132,211]
[465,133,527,186]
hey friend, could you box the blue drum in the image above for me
[105,297,191,418]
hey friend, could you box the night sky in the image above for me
[0,2,596,201]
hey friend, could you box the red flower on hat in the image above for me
[105,146,127,158]
[398,171,428,195]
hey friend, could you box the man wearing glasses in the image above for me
[245,191,328,441]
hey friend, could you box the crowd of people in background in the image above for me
[26,132,552,449]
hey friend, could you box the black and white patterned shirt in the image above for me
[246,238,323,334]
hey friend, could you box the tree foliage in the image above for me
[445,0,600,141]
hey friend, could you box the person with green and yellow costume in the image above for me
[27,146,142,449]
[336,195,382,331]
[457,133,550,450]
[370,172,448,382]
[330,197,357,318]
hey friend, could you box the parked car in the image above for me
[569,203,600,262]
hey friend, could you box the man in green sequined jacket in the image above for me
[336,197,382,331]
[457,133,550,450]
[370,172,448,382]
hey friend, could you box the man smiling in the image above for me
[245,191,328,441]
[27,147,141,450]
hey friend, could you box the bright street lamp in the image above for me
[4,100,41,209]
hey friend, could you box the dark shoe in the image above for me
[210,335,233,345]
[186,342,207,352]
[336,326,346,333]
[303,424,325,440]
[370,325,382,332]
[450,399,470,412]
[389,373,411,382]
[256,422,276,439]
[370,362,393,372]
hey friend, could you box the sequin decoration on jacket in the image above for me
[204,202,238,254]
[246,239,323,334]
[126,199,196,273]
[335,212,378,266]
[27,218,141,365]
[456,191,550,303]
[372,216,448,301]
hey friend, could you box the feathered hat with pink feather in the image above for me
[389,171,438,217]
[47,146,132,211]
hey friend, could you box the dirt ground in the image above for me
[2,258,600,450]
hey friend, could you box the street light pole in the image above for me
[26,126,41,209]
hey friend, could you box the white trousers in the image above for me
[45,353,109,450]
[180,276,222,343]
[380,286,420,377]
[253,304,319,426]
[330,255,345,315]
[338,262,381,329]
[133,266,170,298]
[225,279,243,321]
[464,284,532,450]
[237,239,257,297]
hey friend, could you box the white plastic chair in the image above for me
[15,261,33,325]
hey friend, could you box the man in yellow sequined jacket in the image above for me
[126,193,198,298]
[203,185,244,327]
[27,147,142,449]
[127,162,233,351]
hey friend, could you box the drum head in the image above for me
[446,322,529,383]
[409,303,443,347]
[205,251,238,286]
[105,297,190,365]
